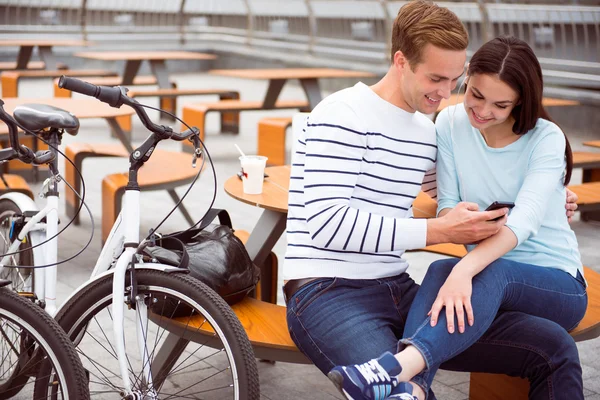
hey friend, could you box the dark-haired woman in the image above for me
[328,36,587,400]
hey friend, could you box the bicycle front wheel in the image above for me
[52,269,260,399]
[0,287,89,399]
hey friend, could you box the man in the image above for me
[283,1,582,399]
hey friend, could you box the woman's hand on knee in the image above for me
[428,272,474,334]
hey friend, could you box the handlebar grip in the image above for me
[58,75,124,108]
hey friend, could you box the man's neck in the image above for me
[370,69,415,113]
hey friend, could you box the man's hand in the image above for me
[566,188,578,223]
[427,202,508,245]
[429,270,474,333]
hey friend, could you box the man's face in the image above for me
[399,44,467,114]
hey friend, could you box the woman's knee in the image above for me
[424,258,461,282]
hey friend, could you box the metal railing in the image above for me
[0,0,598,73]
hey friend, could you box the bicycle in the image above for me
[0,77,260,399]
[0,284,89,399]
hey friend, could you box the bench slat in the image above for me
[185,99,309,112]
[127,88,237,97]
[573,151,600,168]
[569,182,600,209]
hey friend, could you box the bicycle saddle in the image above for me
[13,104,80,136]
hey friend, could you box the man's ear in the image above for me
[393,50,408,73]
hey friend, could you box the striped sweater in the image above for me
[283,82,438,280]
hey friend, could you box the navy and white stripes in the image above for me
[283,82,438,280]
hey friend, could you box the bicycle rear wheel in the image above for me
[0,199,34,294]
[0,287,89,399]
[51,269,260,399]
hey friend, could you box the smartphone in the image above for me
[485,201,515,212]
[485,201,515,221]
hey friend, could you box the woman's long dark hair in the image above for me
[468,36,573,185]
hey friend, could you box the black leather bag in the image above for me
[143,209,260,307]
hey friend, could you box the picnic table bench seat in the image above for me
[181,99,309,145]
[0,173,34,199]
[0,61,67,71]
[1,69,117,97]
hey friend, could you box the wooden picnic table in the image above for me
[584,141,600,149]
[0,39,87,70]
[210,68,376,110]
[437,93,579,112]
[0,98,135,152]
[74,51,216,89]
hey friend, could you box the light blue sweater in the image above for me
[435,105,583,279]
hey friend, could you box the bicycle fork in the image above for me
[112,189,158,399]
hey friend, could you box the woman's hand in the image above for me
[429,270,474,334]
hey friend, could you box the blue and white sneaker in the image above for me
[386,382,419,400]
[328,352,402,400]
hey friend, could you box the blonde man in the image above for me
[284,1,581,399]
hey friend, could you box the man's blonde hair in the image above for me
[391,0,469,67]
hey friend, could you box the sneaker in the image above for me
[387,382,419,400]
[328,352,402,400]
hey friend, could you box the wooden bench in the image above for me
[181,99,309,145]
[94,148,197,243]
[257,117,293,166]
[0,61,67,71]
[0,174,34,199]
[0,69,117,97]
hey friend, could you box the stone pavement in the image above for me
[9,72,600,399]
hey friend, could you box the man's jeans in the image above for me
[286,270,585,400]
[402,258,587,396]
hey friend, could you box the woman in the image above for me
[327,36,587,400]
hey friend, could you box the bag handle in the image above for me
[152,236,190,269]
[171,208,233,243]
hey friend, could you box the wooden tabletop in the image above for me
[224,165,290,213]
[438,93,579,111]
[210,68,376,80]
[584,141,600,149]
[0,40,87,47]
[224,165,437,217]
[0,98,134,135]
[74,51,216,61]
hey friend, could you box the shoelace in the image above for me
[355,359,394,385]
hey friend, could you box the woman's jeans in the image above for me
[286,271,585,400]
[402,258,587,395]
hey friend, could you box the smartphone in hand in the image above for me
[485,201,515,221]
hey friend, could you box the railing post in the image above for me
[305,0,317,54]
[477,0,493,44]
[179,0,187,45]
[379,0,392,63]
[81,0,88,42]
[242,0,253,46]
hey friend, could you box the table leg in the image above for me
[149,59,176,121]
[122,60,142,85]
[150,333,189,390]
[149,59,170,89]
[37,46,58,70]
[244,209,287,303]
[262,79,287,109]
[16,46,34,70]
[106,117,134,153]
[300,78,322,110]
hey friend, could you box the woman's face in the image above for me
[463,73,520,131]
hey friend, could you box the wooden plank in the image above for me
[209,68,376,80]
[185,99,308,112]
[1,69,115,78]
[224,165,290,213]
[568,182,600,208]
[74,51,216,61]
[0,40,87,47]
[573,151,600,168]
[127,88,236,97]
[583,140,600,149]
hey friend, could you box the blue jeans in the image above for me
[286,271,585,400]
[401,258,587,396]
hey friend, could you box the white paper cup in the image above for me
[239,155,268,194]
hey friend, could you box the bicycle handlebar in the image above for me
[58,76,199,143]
